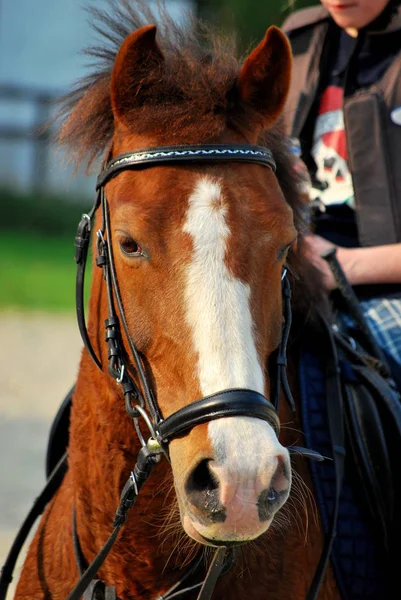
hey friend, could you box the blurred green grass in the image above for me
[1,232,82,311]
[0,188,91,312]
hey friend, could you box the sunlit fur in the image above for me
[14,2,336,600]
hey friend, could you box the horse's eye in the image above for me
[277,236,297,261]
[277,244,291,261]
[120,238,144,257]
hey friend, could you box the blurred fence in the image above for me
[0,83,59,192]
[0,83,96,197]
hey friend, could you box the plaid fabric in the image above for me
[360,297,401,366]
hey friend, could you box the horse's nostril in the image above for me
[186,459,218,494]
[258,486,290,522]
[258,455,291,521]
[185,460,226,523]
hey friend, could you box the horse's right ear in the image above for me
[237,26,292,128]
[111,25,165,126]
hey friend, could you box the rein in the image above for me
[0,143,325,600]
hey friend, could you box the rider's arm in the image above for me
[304,235,401,290]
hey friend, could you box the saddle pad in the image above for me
[299,348,387,599]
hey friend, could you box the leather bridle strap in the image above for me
[67,445,159,600]
[0,452,68,598]
[96,144,276,189]
[157,389,280,443]
[196,547,228,600]
[273,272,296,413]
[306,317,345,600]
[101,191,162,424]
[75,194,101,369]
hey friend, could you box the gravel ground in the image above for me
[0,312,82,599]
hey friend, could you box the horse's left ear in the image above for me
[111,24,165,126]
[238,26,292,128]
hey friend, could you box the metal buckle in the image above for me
[116,364,125,384]
[96,229,106,254]
[81,213,91,227]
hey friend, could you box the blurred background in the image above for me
[0,0,315,596]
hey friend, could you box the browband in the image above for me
[96,144,276,189]
[156,389,280,443]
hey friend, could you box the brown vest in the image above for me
[283,6,401,247]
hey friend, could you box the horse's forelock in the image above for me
[57,0,240,168]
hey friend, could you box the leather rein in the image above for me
[0,144,324,600]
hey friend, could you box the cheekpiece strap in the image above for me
[96,144,276,189]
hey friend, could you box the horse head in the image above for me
[87,22,296,546]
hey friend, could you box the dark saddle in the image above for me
[321,251,401,559]
[46,387,72,478]
[333,319,401,555]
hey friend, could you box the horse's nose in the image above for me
[185,459,226,523]
[185,454,290,530]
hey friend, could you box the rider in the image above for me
[282,0,401,386]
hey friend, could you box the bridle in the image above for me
[76,144,285,451]
[68,143,323,600]
[0,143,325,600]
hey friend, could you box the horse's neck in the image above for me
[69,351,188,593]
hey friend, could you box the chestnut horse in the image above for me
[13,2,339,599]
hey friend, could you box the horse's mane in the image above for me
[58,0,325,324]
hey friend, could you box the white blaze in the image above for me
[183,177,283,473]
[183,177,264,395]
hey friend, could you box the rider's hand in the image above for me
[303,235,357,290]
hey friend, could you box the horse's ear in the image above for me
[111,25,164,125]
[237,26,292,128]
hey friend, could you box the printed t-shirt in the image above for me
[311,27,401,297]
